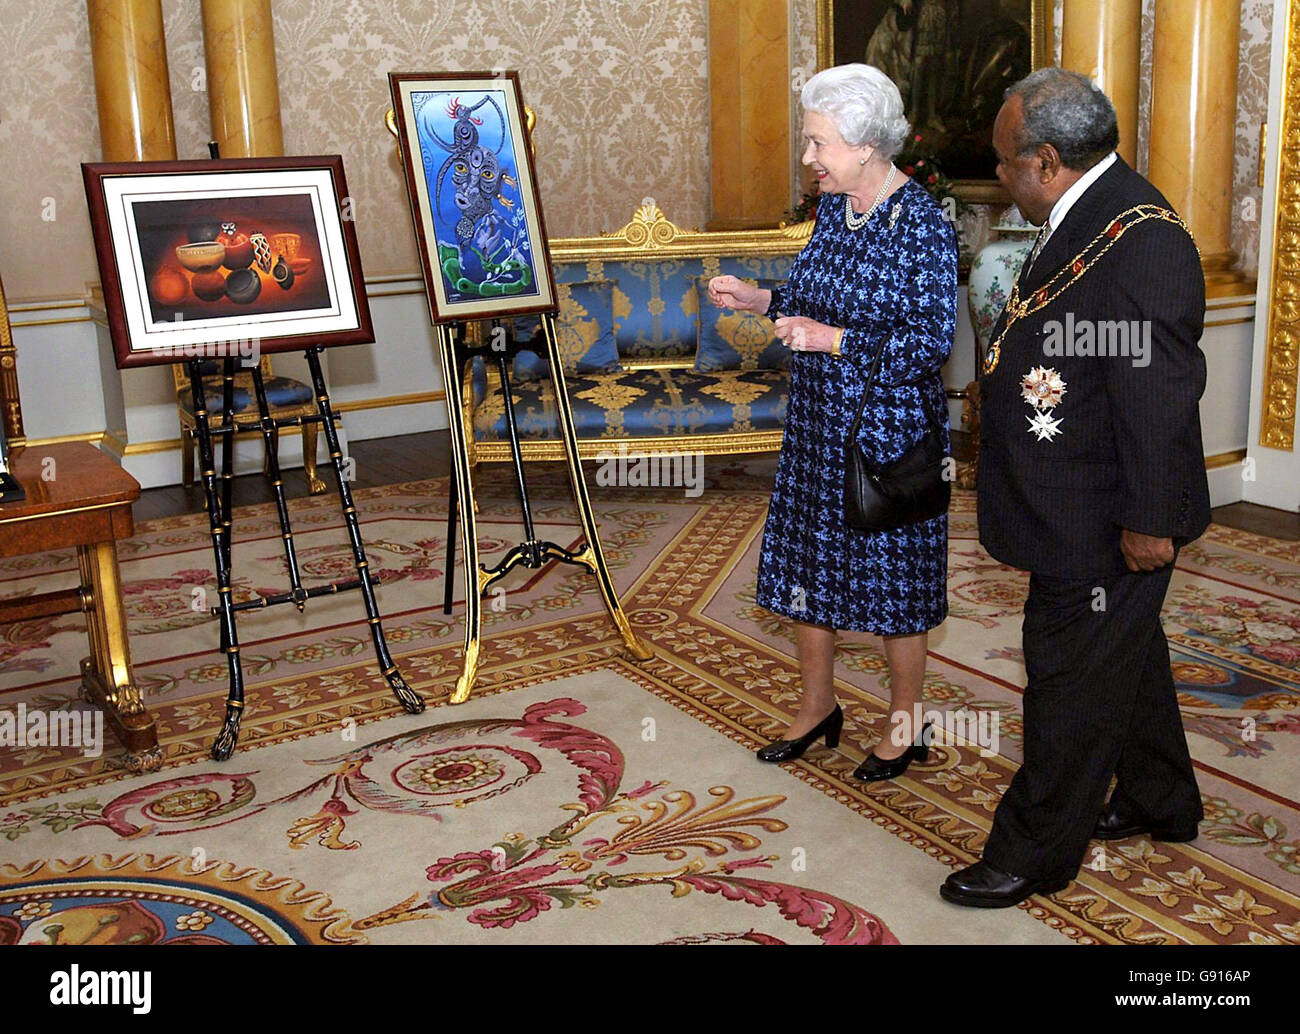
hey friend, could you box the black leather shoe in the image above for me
[852,720,933,782]
[939,861,1071,908]
[1094,799,1199,842]
[756,705,843,763]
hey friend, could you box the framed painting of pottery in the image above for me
[816,0,1051,201]
[82,156,373,369]
[389,70,557,324]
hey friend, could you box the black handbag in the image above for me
[843,338,951,533]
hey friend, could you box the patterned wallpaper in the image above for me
[0,3,102,302]
[0,0,709,302]
[0,0,1278,302]
[1236,0,1274,272]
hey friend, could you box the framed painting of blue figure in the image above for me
[389,71,557,323]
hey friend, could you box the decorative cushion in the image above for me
[513,280,622,382]
[692,276,788,372]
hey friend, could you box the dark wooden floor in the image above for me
[1207,501,1300,542]
[135,430,1300,542]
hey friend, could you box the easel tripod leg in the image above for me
[437,326,485,704]
[251,365,307,610]
[539,314,652,661]
[187,361,246,760]
[443,342,469,616]
[304,348,423,714]
[444,472,458,615]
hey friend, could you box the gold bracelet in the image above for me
[830,328,844,359]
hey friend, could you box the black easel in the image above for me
[186,142,423,760]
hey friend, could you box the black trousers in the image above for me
[982,563,1203,880]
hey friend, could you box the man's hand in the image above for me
[1120,529,1175,572]
[708,275,768,314]
[773,316,839,353]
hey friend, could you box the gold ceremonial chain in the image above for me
[982,205,1197,375]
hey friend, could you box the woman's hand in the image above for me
[774,316,840,354]
[708,275,769,314]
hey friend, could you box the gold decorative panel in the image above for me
[1261,0,1299,450]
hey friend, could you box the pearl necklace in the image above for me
[844,165,896,231]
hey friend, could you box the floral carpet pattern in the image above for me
[0,459,1297,944]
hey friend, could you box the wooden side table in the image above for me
[0,442,160,771]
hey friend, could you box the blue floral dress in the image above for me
[756,178,957,635]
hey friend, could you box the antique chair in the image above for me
[171,358,323,492]
[0,271,160,770]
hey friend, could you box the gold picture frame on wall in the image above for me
[816,0,1052,202]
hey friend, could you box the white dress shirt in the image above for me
[1043,151,1118,238]
[1024,151,1117,273]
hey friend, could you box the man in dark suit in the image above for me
[941,69,1210,908]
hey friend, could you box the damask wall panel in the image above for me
[1236,1,1273,272]
[0,2,102,301]
[264,0,709,280]
[164,0,210,160]
[0,0,1273,304]
[0,0,710,302]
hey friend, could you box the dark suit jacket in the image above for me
[977,157,1212,578]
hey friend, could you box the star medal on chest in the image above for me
[1021,366,1066,442]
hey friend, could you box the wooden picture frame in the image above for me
[388,71,557,324]
[816,0,1052,202]
[82,155,373,369]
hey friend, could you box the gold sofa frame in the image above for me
[463,199,813,466]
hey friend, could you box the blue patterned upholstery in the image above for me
[471,363,787,441]
[466,209,805,459]
[513,279,622,381]
[177,375,313,417]
[693,276,789,372]
[554,256,794,359]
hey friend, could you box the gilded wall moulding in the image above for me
[548,200,810,263]
[1262,0,1300,451]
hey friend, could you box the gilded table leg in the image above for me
[77,541,161,772]
[540,313,652,661]
[439,325,486,704]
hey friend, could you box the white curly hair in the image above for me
[800,63,910,160]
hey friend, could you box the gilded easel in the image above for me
[386,74,650,705]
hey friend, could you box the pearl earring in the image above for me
[859,157,866,165]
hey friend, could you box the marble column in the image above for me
[707,0,790,229]
[200,0,284,158]
[87,0,177,161]
[1148,0,1241,283]
[1061,0,1141,167]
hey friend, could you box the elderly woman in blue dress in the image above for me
[709,63,956,782]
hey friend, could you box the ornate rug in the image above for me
[1,460,1297,945]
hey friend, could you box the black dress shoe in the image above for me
[1094,799,1199,842]
[756,705,843,763]
[852,720,933,782]
[939,860,1071,908]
